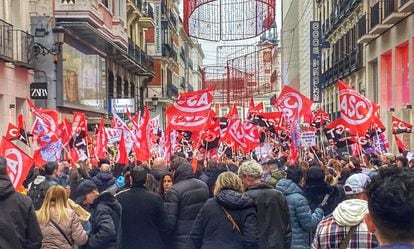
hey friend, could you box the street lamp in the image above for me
[150,95,159,112]
[33,25,65,63]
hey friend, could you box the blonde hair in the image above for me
[214,172,243,196]
[36,185,69,225]
[238,160,263,180]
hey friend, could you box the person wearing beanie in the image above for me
[312,173,378,248]
[76,180,121,249]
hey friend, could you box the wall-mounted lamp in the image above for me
[33,26,65,63]
[389,107,395,112]
[9,104,16,109]
[403,104,412,109]
[149,95,159,112]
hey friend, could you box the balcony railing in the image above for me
[0,19,13,61]
[400,0,409,6]
[134,0,143,12]
[370,2,381,28]
[13,30,34,67]
[169,12,177,29]
[323,0,361,37]
[162,43,177,61]
[167,83,179,98]
[128,38,154,72]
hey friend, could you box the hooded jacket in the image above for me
[245,183,292,249]
[276,179,323,249]
[311,199,378,248]
[191,190,259,249]
[92,173,116,193]
[0,175,43,249]
[85,192,122,249]
[165,164,209,249]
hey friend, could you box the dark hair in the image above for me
[369,158,382,168]
[207,159,218,168]
[98,158,110,168]
[170,157,188,171]
[396,156,408,168]
[366,167,414,243]
[129,166,147,187]
[0,156,7,176]
[286,165,303,185]
[158,173,173,197]
[44,161,58,176]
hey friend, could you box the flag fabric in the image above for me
[273,85,313,121]
[394,135,408,153]
[57,119,73,146]
[117,130,128,165]
[166,86,214,117]
[338,80,377,135]
[32,139,63,167]
[132,107,151,162]
[243,121,261,152]
[311,109,330,128]
[392,116,413,134]
[0,137,33,189]
[5,123,28,145]
[248,97,264,117]
[95,117,108,159]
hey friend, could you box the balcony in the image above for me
[399,0,414,12]
[0,19,13,62]
[138,2,155,28]
[126,38,154,73]
[12,30,34,68]
[323,0,361,37]
[162,43,177,62]
[369,2,392,35]
[56,0,128,50]
[383,0,406,24]
[357,14,378,43]
[321,46,362,88]
[167,83,179,98]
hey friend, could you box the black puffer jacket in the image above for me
[85,192,122,249]
[92,173,116,193]
[199,166,227,197]
[165,164,209,249]
[245,183,292,249]
[0,175,43,249]
[191,190,259,249]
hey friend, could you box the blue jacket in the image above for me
[276,179,323,249]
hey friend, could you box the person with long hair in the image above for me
[36,185,88,249]
[158,173,173,200]
[191,172,259,249]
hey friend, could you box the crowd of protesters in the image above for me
[1,148,414,249]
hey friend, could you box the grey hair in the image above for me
[238,160,263,179]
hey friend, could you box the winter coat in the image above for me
[92,173,116,193]
[276,179,324,249]
[191,190,259,249]
[39,207,88,249]
[116,185,167,249]
[85,192,122,249]
[199,166,227,197]
[0,175,43,249]
[245,183,292,249]
[303,167,340,215]
[165,164,209,249]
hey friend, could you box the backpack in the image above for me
[28,175,52,210]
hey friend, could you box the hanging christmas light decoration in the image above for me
[202,44,276,106]
[184,0,276,41]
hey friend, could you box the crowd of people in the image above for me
[1,149,414,249]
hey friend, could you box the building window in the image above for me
[396,42,409,106]
[221,108,229,117]
[380,52,393,109]
[265,105,272,112]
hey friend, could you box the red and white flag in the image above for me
[166,87,214,117]
[0,137,33,189]
[243,121,261,152]
[117,130,129,165]
[338,80,377,135]
[95,117,108,159]
[273,85,313,121]
[394,135,408,153]
[392,116,412,134]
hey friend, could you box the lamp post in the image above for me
[149,95,159,112]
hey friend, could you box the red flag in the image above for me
[338,80,377,135]
[221,108,247,150]
[166,87,214,117]
[311,109,330,127]
[58,119,72,146]
[392,116,413,134]
[248,97,264,117]
[70,147,80,166]
[72,112,88,135]
[0,137,33,189]
[132,107,151,162]
[273,85,313,121]
[394,135,408,153]
[17,114,25,131]
[5,123,20,141]
[289,141,298,163]
[95,117,108,159]
[243,121,261,151]
[117,130,128,165]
